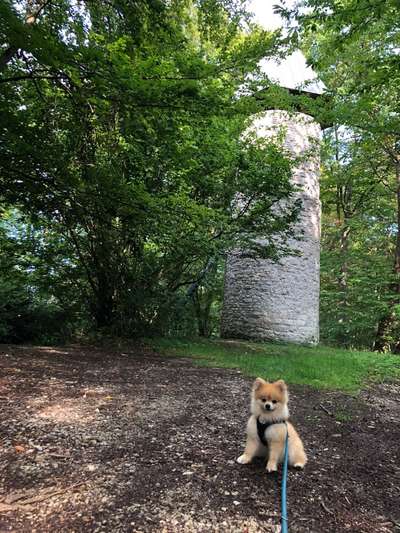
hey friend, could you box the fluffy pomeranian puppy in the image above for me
[237,377,307,473]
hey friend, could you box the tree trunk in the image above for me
[338,223,350,292]
[191,287,213,338]
[335,175,352,343]
[374,159,400,352]
[91,262,116,329]
[92,286,115,329]
[334,128,352,339]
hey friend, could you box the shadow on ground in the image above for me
[0,344,399,532]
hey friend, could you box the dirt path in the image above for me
[0,344,399,533]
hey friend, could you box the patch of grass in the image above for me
[150,337,400,393]
[335,410,353,423]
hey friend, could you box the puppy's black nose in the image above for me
[265,404,272,411]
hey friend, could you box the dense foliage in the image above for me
[2,0,399,349]
[0,0,300,341]
[282,0,400,350]
[319,130,397,348]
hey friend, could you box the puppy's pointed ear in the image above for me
[275,379,287,393]
[253,377,266,391]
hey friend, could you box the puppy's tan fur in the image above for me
[237,377,307,473]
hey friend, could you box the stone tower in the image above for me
[221,110,321,344]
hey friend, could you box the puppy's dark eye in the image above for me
[261,398,266,403]
[272,400,277,404]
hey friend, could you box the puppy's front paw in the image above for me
[266,463,278,473]
[237,454,251,465]
[293,462,305,469]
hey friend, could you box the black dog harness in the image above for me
[257,417,287,446]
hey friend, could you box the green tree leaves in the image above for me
[0,0,298,337]
[292,0,400,349]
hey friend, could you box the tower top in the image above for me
[248,0,324,95]
[261,51,325,96]
[259,51,331,129]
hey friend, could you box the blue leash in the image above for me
[281,422,289,533]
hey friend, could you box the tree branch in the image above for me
[0,73,64,84]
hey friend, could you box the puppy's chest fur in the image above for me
[248,414,288,445]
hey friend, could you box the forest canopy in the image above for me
[282,0,400,351]
[1,0,400,351]
[0,0,301,341]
